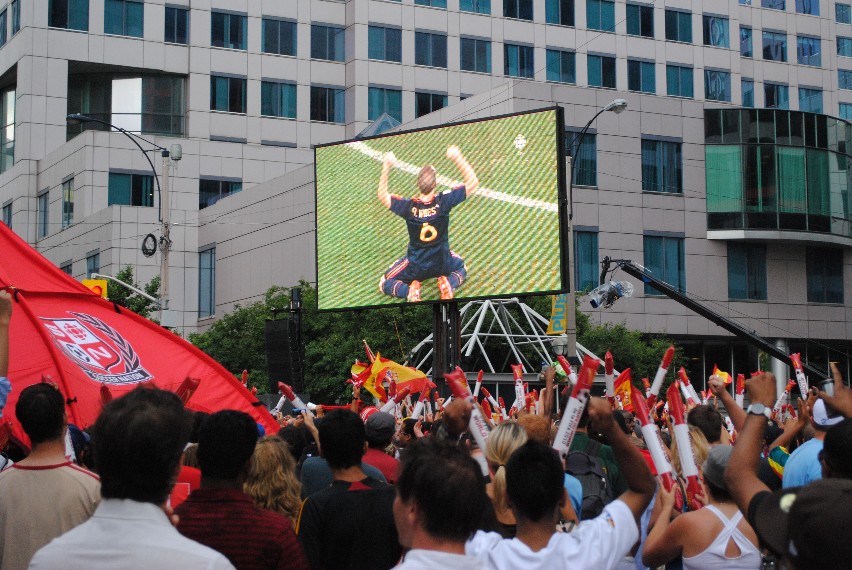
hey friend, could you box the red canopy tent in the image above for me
[0,223,277,451]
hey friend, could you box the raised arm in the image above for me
[587,397,655,523]
[377,151,396,209]
[447,146,479,196]
[726,372,775,515]
[708,375,746,432]
[818,362,852,419]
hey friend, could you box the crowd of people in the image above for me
[0,289,851,569]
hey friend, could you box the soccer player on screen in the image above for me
[377,145,479,302]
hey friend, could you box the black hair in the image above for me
[16,384,65,445]
[704,478,732,502]
[505,440,564,522]
[318,409,365,470]
[613,410,630,435]
[687,405,723,444]
[822,418,852,478]
[277,424,308,460]
[197,410,258,480]
[189,411,210,444]
[93,387,190,504]
[397,438,488,541]
[401,418,417,438]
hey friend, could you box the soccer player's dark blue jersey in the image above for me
[389,186,466,269]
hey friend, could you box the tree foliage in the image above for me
[108,266,161,319]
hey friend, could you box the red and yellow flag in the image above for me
[712,364,731,385]
[614,369,634,412]
[354,353,428,401]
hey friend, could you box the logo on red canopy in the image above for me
[40,312,152,385]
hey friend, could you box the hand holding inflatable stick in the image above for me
[480,387,507,420]
[473,370,484,399]
[667,383,704,511]
[553,355,599,458]
[411,388,431,420]
[633,386,677,491]
[278,382,314,417]
[735,374,745,408]
[772,380,796,419]
[647,345,675,408]
[445,367,491,459]
[790,353,809,398]
[380,385,410,414]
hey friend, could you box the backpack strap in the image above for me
[585,438,602,457]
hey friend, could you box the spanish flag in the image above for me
[357,353,429,401]
[712,365,731,385]
[613,369,634,412]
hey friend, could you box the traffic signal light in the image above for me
[82,279,108,298]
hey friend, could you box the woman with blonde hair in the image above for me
[244,436,302,524]
[485,421,529,538]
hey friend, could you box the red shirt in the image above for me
[176,487,308,570]
[362,448,399,484]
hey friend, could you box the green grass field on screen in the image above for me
[315,109,564,310]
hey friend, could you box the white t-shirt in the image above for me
[394,549,485,570]
[466,499,638,570]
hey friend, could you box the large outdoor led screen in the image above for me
[315,107,567,311]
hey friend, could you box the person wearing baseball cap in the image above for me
[782,398,844,487]
[363,411,399,484]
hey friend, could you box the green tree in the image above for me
[108,266,161,319]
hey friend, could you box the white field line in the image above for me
[345,140,558,213]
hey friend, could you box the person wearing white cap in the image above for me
[782,397,843,488]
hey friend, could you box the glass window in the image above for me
[10,0,19,35]
[199,247,216,318]
[546,0,574,25]
[415,92,447,118]
[0,11,8,47]
[587,54,616,88]
[740,26,753,57]
[504,44,534,78]
[797,36,820,66]
[310,86,345,123]
[60,261,72,275]
[211,11,246,50]
[86,251,99,276]
[742,79,755,107]
[626,4,653,37]
[795,0,818,14]
[108,172,154,207]
[806,247,843,303]
[199,179,241,209]
[765,83,790,109]
[164,7,188,44]
[799,87,823,113]
[311,24,345,61]
[565,129,597,186]
[368,25,402,62]
[61,178,74,228]
[104,0,143,37]
[574,231,599,292]
[460,0,490,14]
[762,0,785,9]
[368,87,402,121]
[416,0,447,7]
[705,70,731,102]
[210,75,246,113]
[839,37,852,57]
[546,49,576,83]
[0,89,14,173]
[642,139,682,193]
[262,18,296,56]
[628,60,655,93]
[838,3,852,23]
[840,69,852,89]
[1,202,10,228]
[261,81,296,119]
[37,191,48,238]
[587,0,615,32]
[703,16,729,48]
[49,0,89,31]
[643,235,685,294]
[665,10,691,43]
[666,65,693,98]
[415,32,447,68]
[460,37,491,73]
[763,31,787,62]
[728,243,767,300]
[840,102,852,119]
[504,0,532,20]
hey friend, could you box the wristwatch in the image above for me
[746,403,772,418]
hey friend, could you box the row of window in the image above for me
[0,0,20,49]
[58,251,100,280]
[738,29,823,67]
[740,0,820,15]
[575,231,842,305]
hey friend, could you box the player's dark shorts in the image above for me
[383,251,465,282]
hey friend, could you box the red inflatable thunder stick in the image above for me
[677,368,701,405]
[773,380,797,419]
[278,382,314,417]
[498,396,508,419]
[735,374,745,408]
[790,353,809,397]
[605,351,616,408]
[511,364,525,412]
[445,367,491,461]
[99,384,113,407]
[481,398,493,420]
[480,387,507,420]
[175,377,201,406]
[473,370,484,399]
[553,355,599,458]
[647,346,675,408]
[633,386,677,491]
[380,385,411,414]
[667,383,704,511]
[411,388,431,420]
[642,377,651,398]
